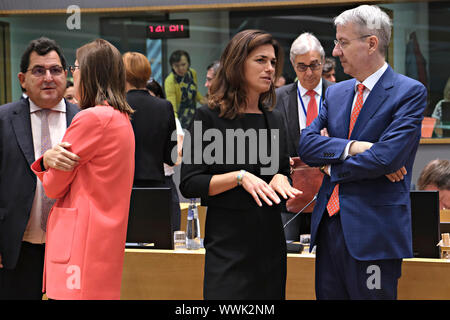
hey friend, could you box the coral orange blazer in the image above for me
[31,105,135,300]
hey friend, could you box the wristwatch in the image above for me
[237,170,246,186]
[319,165,327,175]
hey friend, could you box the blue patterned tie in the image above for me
[40,109,56,231]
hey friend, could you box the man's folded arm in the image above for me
[329,85,427,184]
[298,98,349,167]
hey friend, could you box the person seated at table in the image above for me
[417,159,450,210]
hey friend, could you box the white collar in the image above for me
[355,62,388,92]
[29,98,66,114]
[297,78,323,97]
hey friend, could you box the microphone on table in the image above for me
[283,193,318,229]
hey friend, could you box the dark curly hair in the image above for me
[20,37,67,73]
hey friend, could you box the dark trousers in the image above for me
[0,242,45,300]
[315,212,402,300]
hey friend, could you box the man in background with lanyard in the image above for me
[275,32,334,240]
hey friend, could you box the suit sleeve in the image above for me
[31,110,105,199]
[179,107,213,200]
[298,93,351,167]
[329,83,427,184]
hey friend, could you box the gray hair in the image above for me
[334,5,392,55]
[289,32,325,65]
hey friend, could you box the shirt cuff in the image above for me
[341,141,354,160]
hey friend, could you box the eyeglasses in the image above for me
[334,35,372,49]
[295,62,322,72]
[68,65,80,73]
[27,65,64,77]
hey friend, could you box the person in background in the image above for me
[298,5,427,299]
[276,32,334,157]
[0,37,79,300]
[147,77,183,231]
[322,57,337,83]
[124,53,179,230]
[205,60,220,95]
[146,78,166,99]
[180,29,302,300]
[164,50,207,129]
[418,159,450,210]
[124,52,177,188]
[162,117,184,232]
[275,32,334,240]
[274,75,286,88]
[31,39,135,299]
[64,80,78,105]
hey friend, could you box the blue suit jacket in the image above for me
[0,98,79,269]
[298,66,427,261]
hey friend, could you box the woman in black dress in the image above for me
[180,30,302,299]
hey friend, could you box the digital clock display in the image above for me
[147,20,190,39]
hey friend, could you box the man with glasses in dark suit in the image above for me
[275,32,334,240]
[0,37,79,299]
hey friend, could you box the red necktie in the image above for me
[305,90,318,126]
[326,84,365,216]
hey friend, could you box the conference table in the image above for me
[121,248,450,300]
[120,208,450,300]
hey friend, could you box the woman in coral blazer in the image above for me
[31,39,135,300]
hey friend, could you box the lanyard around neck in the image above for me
[296,84,322,118]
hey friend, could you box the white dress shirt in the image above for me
[351,62,389,112]
[297,79,323,131]
[164,117,184,176]
[22,98,67,244]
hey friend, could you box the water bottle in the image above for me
[186,199,201,250]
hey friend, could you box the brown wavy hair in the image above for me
[208,29,283,119]
[76,39,134,116]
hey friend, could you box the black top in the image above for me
[127,89,177,183]
[180,105,290,210]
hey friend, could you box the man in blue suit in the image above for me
[298,5,427,299]
[0,37,79,299]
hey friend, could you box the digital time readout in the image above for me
[147,20,189,39]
